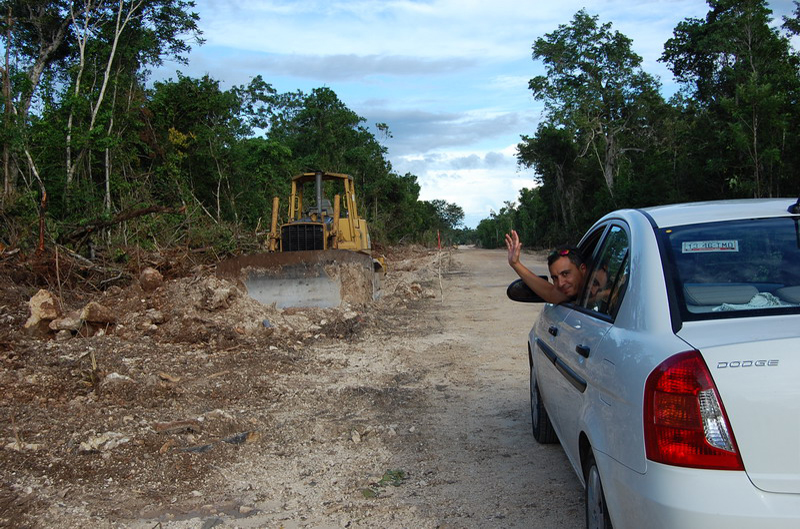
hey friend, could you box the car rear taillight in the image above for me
[643,351,744,470]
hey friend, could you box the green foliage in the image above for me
[377,469,407,487]
[1,44,448,257]
[510,3,800,247]
[362,469,407,499]
[528,9,664,198]
[5,1,800,262]
[475,202,515,249]
[258,90,468,246]
[230,138,293,228]
[0,191,40,249]
[661,0,800,199]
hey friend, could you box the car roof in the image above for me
[640,198,800,228]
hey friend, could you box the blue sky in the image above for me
[157,0,798,228]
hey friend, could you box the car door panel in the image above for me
[532,303,573,444]
[557,310,613,466]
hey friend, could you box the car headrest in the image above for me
[775,286,800,304]
[683,284,759,305]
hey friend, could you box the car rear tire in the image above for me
[530,369,558,444]
[584,453,613,529]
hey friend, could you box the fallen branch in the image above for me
[59,205,186,244]
[56,244,127,280]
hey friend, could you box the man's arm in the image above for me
[505,230,568,304]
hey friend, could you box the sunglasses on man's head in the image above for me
[549,248,572,259]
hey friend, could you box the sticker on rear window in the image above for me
[681,240,739,253]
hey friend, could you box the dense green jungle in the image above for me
[2,1,799,281]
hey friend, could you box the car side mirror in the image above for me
[506,278,548,303]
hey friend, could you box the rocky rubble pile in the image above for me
[21,266,373,345]
[19,246,454,345]
[0,245,456,527]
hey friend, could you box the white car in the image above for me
[508,198,800,529]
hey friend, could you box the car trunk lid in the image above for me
[678,316,800,494]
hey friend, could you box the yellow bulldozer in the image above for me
[217,171,384,308]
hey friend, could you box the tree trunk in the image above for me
[68,0,144,186]
[751,106,761,197]
[104,147,111,212]
[66,0,95,188]
[22,147,47,252]
[555,167,569,228]
[2,8,11,200]
[103,71,120,214]
[602,132,616,197]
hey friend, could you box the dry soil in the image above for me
[1,246,583,528]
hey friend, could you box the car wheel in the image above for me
[530,369,558,444]
[584,453,613,529]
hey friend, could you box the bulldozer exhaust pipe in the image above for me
[316,171,323,218]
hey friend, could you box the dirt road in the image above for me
[208,246,584,528]
[1,246,583,528]
[387,247,584,527]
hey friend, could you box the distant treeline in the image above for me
[0,0,464,256]
[475,1,800,249]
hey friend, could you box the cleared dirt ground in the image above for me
[0,246,582,528]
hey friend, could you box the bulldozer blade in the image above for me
[216,250,381,309]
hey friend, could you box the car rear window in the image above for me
[663,217,800,320]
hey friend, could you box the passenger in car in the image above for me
[505,229,587,304]
[587,264,611,312]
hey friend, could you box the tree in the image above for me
[412,198,464,245]
[518,124,581,237]
[0,4,467,254]
[661,0,800,197]
[0,0,77,229]
[0,0,202,215]
[429,199,464,232]
[268,87,366,173]
[144,73,252,221]
[529,9,663,197]
[475,202,515,249]
[367,171,423,242]
[267,87,398,226]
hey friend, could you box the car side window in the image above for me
[578,226,606,264]
[579,225,630,317]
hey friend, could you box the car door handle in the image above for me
[548,326,558,337]
[575,344,590,358]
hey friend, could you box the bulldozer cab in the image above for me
[271,171,370,254]
[291,173,347,220]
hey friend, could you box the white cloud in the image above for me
[252,53,477,80]
[392,143,535,227]
[199,0,688,60]
[367,106,533,157]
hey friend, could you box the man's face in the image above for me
[549,256,586,300]
[590,268,608,298]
